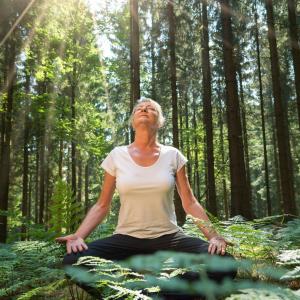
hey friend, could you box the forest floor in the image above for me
[0,214,300,300]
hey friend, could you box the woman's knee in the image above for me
[62,253,80,266]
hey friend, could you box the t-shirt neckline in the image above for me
[125,144,162,168]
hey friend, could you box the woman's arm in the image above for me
[56,171,116,254]
[175,165,228,255]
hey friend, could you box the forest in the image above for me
[0,0,300,299]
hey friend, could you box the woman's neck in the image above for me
[132,128,159,150]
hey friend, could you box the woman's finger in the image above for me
[55,236,67,243]
[209,244,217,255]
[82,243,88,251]
[217,244,224,255]
[71,244,78,253]
[78,244,84,252]
[66,242,72,255]
[221,246,226,255]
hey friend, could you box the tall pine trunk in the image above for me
[265,0,297,215]
[130,0,140,141]
[217,80,229,219]
[192,95,200,201]
[150,0,156,100]
[167,1,185,225]
[254,3,271,215]
[85,162,89,214]
[0,41,16,243]
[236,52,252,214]
[184,91,192,180]
[287,0,300,130]
[201,0,217,216]
[219,0,252,219]
[21,71,31,240]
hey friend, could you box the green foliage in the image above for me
[1,216,300,299]
[0,241,66,299]
[48,179,83,236]
[275,218,300,249]
[64,251,297,300]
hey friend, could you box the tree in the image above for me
[265,0,297,215]
[287,0,300,130]
[219,0,252,219]
[167,1,185,225]
[130,0,140,142]
[201,0,217,216]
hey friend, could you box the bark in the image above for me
[184,91,192,180]
[236,53,252,214]
[58,139,63,178]
[150,0,156,100]
[202,0,217,216]
[130,0,140,142]
[217,80,229,220]
[265,0,297,215]
[192,94,200,201]
[71,84,76,200]
[38,125,45,224]
[35,140,39,224]
[287,0,300,130]
[77,154,82,203]
[21,71,31,240]
[219,0,252,219]
[0,41,16,243]
[38,81,47,224]
[85,162,89,214]
[254,3,271,215]
[167,0,185,225]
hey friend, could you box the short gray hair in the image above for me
[129,98,165,130]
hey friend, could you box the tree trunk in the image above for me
[167,0,185,225]
[85,161,89,214]
[236,52,252,215]
[287,0,300,130]
[192,94,200,201]
[130,0,140,142]
[21,71,31,240]
[184,91,192,180]
[35,140,39,224]
[0,41,16,243]
[38,80,47,224]
[0,43,9,162]
[254,3,271,215]
[58,140,63,178]
[270,103,282,213]
[38,126,45,224]
[77,154,82,204]
[219,0,252,219]
[150,0,156,100]
[265,0,297,215]
[217,80,229,220]
[202,0,217,216]
[71,82,77,231]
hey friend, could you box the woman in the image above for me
[57,98,236,294]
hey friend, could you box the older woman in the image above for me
[57,98,236,293]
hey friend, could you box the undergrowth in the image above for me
[0,215,299,299]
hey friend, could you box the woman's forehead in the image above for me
[135,102,155,108]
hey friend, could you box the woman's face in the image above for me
[132,102,159,130]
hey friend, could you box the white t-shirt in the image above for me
[100,144,188,238]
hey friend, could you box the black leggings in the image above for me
[63,231,237,298]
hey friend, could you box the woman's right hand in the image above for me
[55,234,88,254]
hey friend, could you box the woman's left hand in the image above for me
[208,235,228,255]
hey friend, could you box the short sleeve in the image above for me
[101,149,116,176]
[176,149,188,172]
